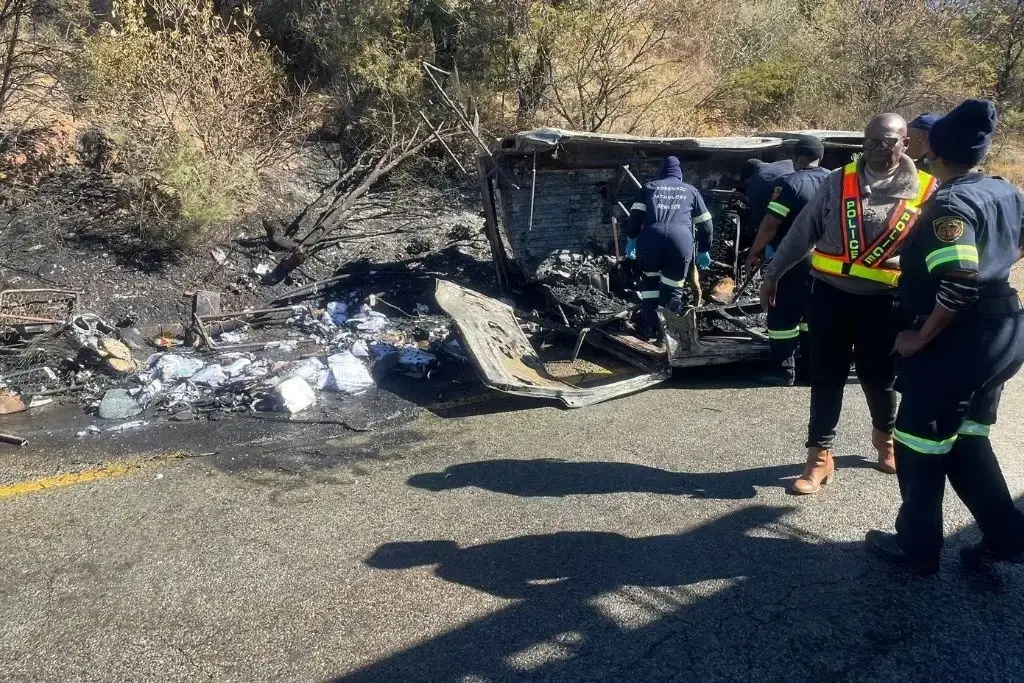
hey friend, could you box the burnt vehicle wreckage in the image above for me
[437,128,864,407]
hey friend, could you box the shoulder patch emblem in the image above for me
[933,216,965,243]
[771,186,783,201]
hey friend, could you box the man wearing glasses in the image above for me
[760,114,938,495]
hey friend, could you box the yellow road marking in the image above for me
[0,451,190,501]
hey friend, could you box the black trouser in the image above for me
[766,259,810,380]
[636,223,694,333]
[893,303,1024,564]
[806,279,899,450]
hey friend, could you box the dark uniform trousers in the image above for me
[894,297,1024,564]
[806,279,899,449]
[637,222,693,332]
[766,257,811,380]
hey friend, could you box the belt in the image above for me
[975,294,1023,316]
[911,295,1022,327]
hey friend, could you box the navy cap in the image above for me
[928,99,997,167]
[794,135,825,159]
[908,113,940,133]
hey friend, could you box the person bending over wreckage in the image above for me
[624,155,714,341]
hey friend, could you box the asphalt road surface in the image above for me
[4,368,1024,681]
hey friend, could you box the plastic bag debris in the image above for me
[325,301,349,325]
[350,339,370,358]
[276,358,329,390]
[326,352,375,395]
[219,331,247,344]
[348,307,389,333]
[222,356,254,377]
[274,377,316,414]
[396,347,436,377]
[76,425,102,438]
[192,364,227,388]
[253,263,272,276]
[107,420,149,433]
[150,354,205,382]
[98,389,143,420]
[211,248,228,265]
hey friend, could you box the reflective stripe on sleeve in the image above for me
[767,327,800,340]
[925,244,979,272]
[631,203,647,212]
[958,420,991,437]
[640,290,660,299]
[767,201,791,218]
[660,275,687,288]
[693,211,712,223]
[894,429,957,455]
[642,271,661,277]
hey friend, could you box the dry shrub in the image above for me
[71,0,321,242]
[0,118,80,183]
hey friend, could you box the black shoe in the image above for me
[751,369,796,387]
[865,530,939,576]
[960,541,1024,572]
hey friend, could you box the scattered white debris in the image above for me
[211,248,228,265]
[414,303,430,316]
[253,263,272,277]
[192,364,227,388]
[350,339,370,358]
[326,301,349,325]
[219,330,247,344]
[27,396,53,409]
[76,425,102,438]
[155,473,165,480]
[275,377,316,414]
[326,352,375,395]
[349,306,389,333]
[277,358,330,390]
[150,354,205,382]
[222,356,254,378]
[107,420,149,433]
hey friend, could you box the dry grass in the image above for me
[986,137,1024,189]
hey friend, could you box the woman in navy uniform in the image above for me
[866,99,1024,575]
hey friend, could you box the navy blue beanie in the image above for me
[908,113,940,133]
[928,99,997,166]
[659,156,683,180]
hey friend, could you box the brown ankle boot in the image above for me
[872,428,896,474]
[790,448,836,495]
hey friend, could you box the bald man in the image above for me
[760,114,938,494]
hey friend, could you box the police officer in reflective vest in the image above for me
[866,99,1024,575]
[746,135,829,386]
[761,114,937,494]
[628,156,714,338]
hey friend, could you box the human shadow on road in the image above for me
[408,456,876,500]
[338,504,1024,682]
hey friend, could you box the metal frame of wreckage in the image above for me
[437,128,863,407]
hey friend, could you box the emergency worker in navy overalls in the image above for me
[907,113,939,174]
[627,156,714,338]
[866,100,1024,575]
[742,157,795,239]
[746,135,829,386]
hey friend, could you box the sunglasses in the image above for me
[863,136,905,151]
